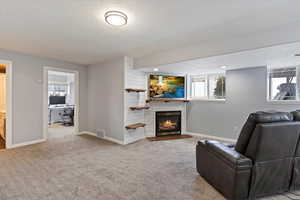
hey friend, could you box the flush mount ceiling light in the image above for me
[104,11,128,26]
[220,66,227,69]
[153,68,159,72]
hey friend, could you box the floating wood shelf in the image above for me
[146,99,189,103]
[125,123,146,129]
[125,88,146,93]
[129,106,150,111]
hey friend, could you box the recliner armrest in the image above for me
[199,140,252,170]
[197,140,252,199]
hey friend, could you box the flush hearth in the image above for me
[155,111,181,137]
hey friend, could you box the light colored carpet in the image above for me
[0,135,297,200]
[48,126,74,139]
[48,123,65,128]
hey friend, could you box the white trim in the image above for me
[186,132,237,143]
[124,134,145,145]
[79,131,97,137]
[81,131,237,144]
[103,136,125,145]
[0,60,13,149]
[10,139,46,149]
[188,98,226,102]
[79,131,125,145]
[266,100,300,104]
[43,66,80,141]
[266,65,300,104]
[189,73,226,100]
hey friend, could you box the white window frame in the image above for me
[267,66,300,104]
[190,74,208,99]
[189,73,226,101]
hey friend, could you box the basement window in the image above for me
[48,84,68,96]
[268,67,298,101]
[190,73,226,100]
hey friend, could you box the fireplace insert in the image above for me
[155,111,181,137]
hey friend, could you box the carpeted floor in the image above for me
[0,135,297,200]
[48,126,74,139]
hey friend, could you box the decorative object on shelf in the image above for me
[125,88,146,93]
[146,99,189,103]
[129,106,150,111]
[125,123,146,129]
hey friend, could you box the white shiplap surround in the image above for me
[124,57,187,144]
[145,102,187,137]
[124,57,147,144]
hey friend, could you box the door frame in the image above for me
[0,60,13,149]
[43,66,80,140]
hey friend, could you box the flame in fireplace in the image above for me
[164,120,173,127]
[160,120,177,130]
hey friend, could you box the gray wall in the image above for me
[87,58,125,141]
[0,49,88,145]
[187,66,300,139]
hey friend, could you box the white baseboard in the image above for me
[103,136,124,145]
[124,135,145,145]
[6,132,235,149]
[79,131,97,137]
[9,139,47,149]
[79,131,124,145]
[186,132,237,143]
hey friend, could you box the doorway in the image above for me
[0,60,12,149]
[0,64,6,149]
[43,67,79,140]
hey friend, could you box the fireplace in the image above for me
[156,111,181,137]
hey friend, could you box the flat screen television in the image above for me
[149,75,185,99]
[49,96,66,105]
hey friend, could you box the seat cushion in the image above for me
[235,111,293,154]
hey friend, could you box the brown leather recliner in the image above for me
[196,111,300,199]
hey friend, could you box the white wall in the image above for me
[87,57,125,142]
[124,57,147,144]
[187,66,300,139]
[67,81,75,105]
[0,49,88,145]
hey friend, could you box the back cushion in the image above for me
[292,110,300,121]
[235,111,293,154]
[291,110,300,156]
[245,122,300,161]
